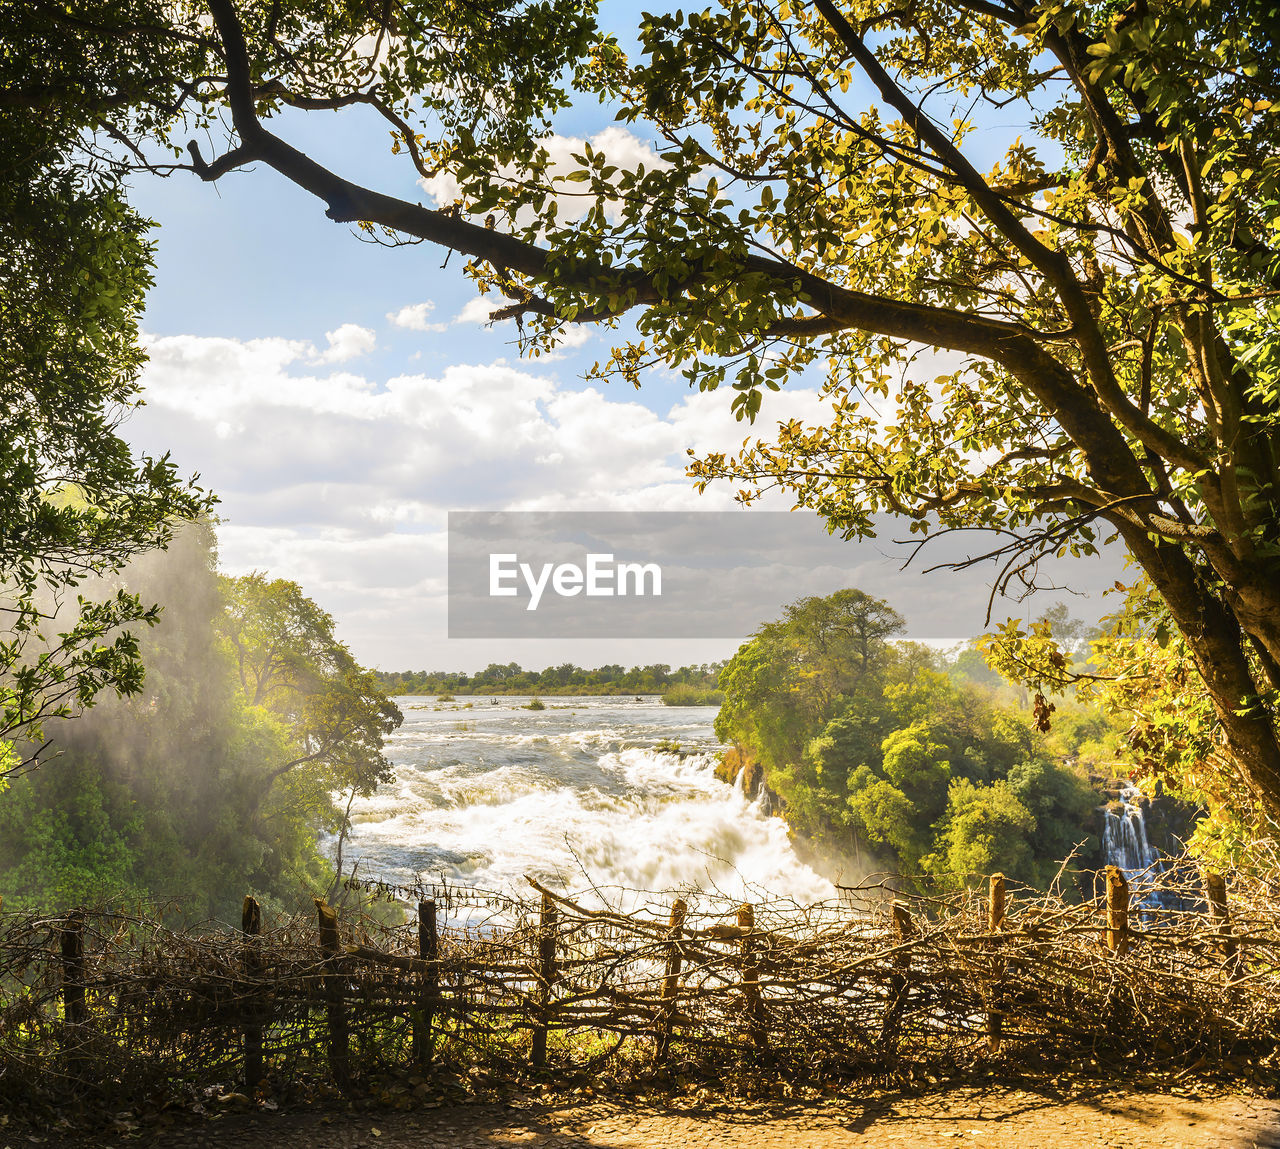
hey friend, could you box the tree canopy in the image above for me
[218,573,402,829]
[373,661,723,697]
[715,588,1101,889]
[0,0,210,778]
[18,0,1280,818]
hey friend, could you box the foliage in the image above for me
[0,1,211,778]
[925,779,1038,881]
[999,577,1266,867]
[717,590,1102,889]
[217,573,403,903]
[0,528,402,919]
[662,682,725,706]
[218,574,401,808]
[716,590,911,775]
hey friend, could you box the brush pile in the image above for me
[1,861,1277,1110]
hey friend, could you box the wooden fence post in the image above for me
[315,899,349,1086]
[531,891,558,1068]
[414,899,439,1072]
[60,909,87,1056]
[1203,871,1241,980]
[737,903,767,1052]
[988,872,1007,934]
[1104,866,1130,956]
[655,898,687,1064]
[986,873,1006,1054]
[879,901,915,1050]
[242,895,263,1089]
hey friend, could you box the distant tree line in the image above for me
[374,662,724,699]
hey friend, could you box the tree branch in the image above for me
[809,0,1207,476]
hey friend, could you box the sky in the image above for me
[119,18,1119,673]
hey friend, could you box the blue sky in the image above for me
[118,15,1116,672]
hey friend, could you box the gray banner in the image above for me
[447,510,1125,639]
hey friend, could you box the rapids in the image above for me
[340,695,835,904]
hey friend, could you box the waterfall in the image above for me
[1101,784,1161,876]
[1100,783,1172,912]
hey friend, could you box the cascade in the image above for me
[1100,783,1174,912]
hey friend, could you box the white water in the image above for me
[1101,783,1162,880]
[1101,782,1175,912]
[340,695,835,904]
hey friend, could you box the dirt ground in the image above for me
[20,1086,1280,1149]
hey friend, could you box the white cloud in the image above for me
[312,323,376,364]
[454,296,503,326]
[387,301,448,333]
[552,324,593,349]
[420,126,668,225]
[130,331,830,666]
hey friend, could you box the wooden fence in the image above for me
[1,863,1278,1107]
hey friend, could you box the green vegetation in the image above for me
[8,0,1273,907]
[375,662,723,699]
[662,683,724,707]
[0,526,401,919]
[0,1,210,778]
[716,590,1110,890]
[989,578,1267,868]
[13,1,1280,858]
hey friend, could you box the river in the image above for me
[341,695,835,904]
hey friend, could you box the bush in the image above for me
[662,683,723,706]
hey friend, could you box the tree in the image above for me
[28,0,1280,815]
[0,527,369,917]
[924,779,1038,887]
[847,773,925,866]
[718,589,1102,885]
[217,574,402,895]
[716,589,906,772]
[0,533,405,917]
[880,722,952,823]
[0,0,210,779]
[1005,755,1098,868]
[1062,577,1258,862]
